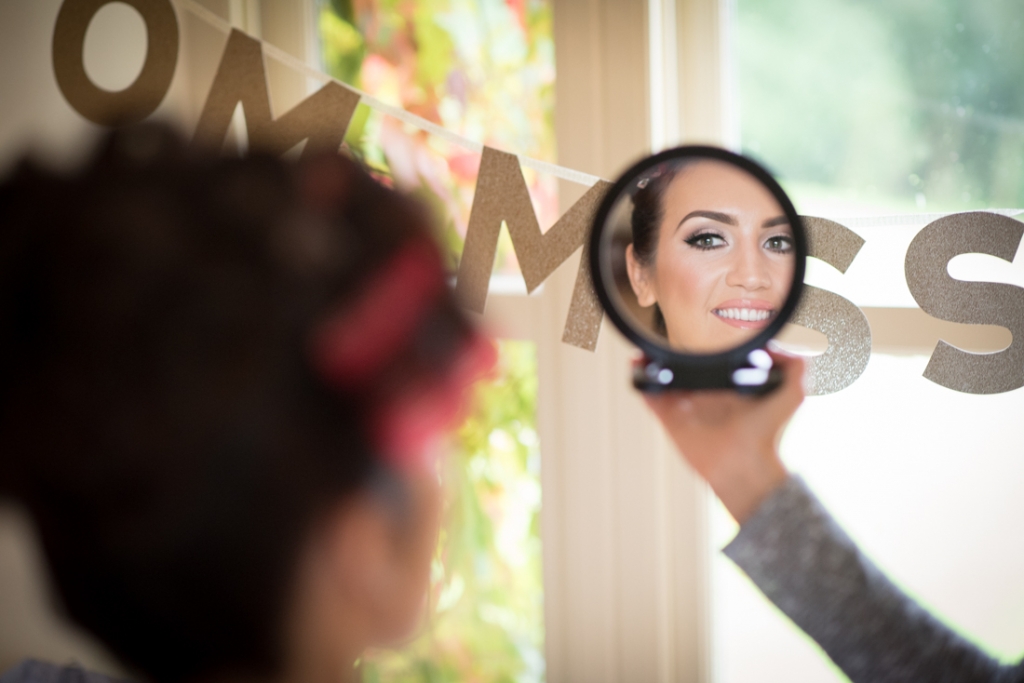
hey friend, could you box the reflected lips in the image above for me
[712,299,775,329]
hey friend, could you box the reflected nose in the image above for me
[726,241,771,291]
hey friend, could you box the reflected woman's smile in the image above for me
[624,159,796,353]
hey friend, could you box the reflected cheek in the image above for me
[769,258,795,303]
[656,256,723,314]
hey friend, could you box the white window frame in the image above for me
[490,2,730,681]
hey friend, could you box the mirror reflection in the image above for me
[599,157,796,355]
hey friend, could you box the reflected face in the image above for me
[625,161,795,353]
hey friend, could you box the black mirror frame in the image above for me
[588,145,807,391]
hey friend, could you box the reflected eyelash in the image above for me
[684,231,726,250]
[764,234,794,253]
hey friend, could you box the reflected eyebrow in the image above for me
[762,216,790,228]
[676,210,738,232]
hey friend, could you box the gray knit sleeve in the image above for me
[0,661,123,683]
[723,476,1024,683]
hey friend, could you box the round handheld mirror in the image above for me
[590,146,806,393]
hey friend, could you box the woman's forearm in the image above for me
[724,477,1022,683]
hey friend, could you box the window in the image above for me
[713,2,1024,682]
[317,3,553,680]
[363,341,543,683]
[319,0,557,278]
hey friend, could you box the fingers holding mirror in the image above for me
[591,147,806,392]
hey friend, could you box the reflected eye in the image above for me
[764,235,793,254]
[685,232,727,250]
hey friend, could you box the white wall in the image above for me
[0,0,198,173]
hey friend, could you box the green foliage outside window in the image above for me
[319,4,553,679]
[320,0,557,275]
[360,341,543,683]
[738,0,1024,212]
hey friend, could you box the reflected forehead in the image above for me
[662,162,788,232]
[667,159,778,209]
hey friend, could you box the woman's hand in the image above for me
[643,351,806,524]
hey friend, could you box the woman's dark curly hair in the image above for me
[0,124,467,683]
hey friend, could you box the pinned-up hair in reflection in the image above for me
[629,158,701,265]
[0,123,490,683]
[629,158,698,335]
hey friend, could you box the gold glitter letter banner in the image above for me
[906,212,1024,394]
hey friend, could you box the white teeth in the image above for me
[715,308,772,322]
